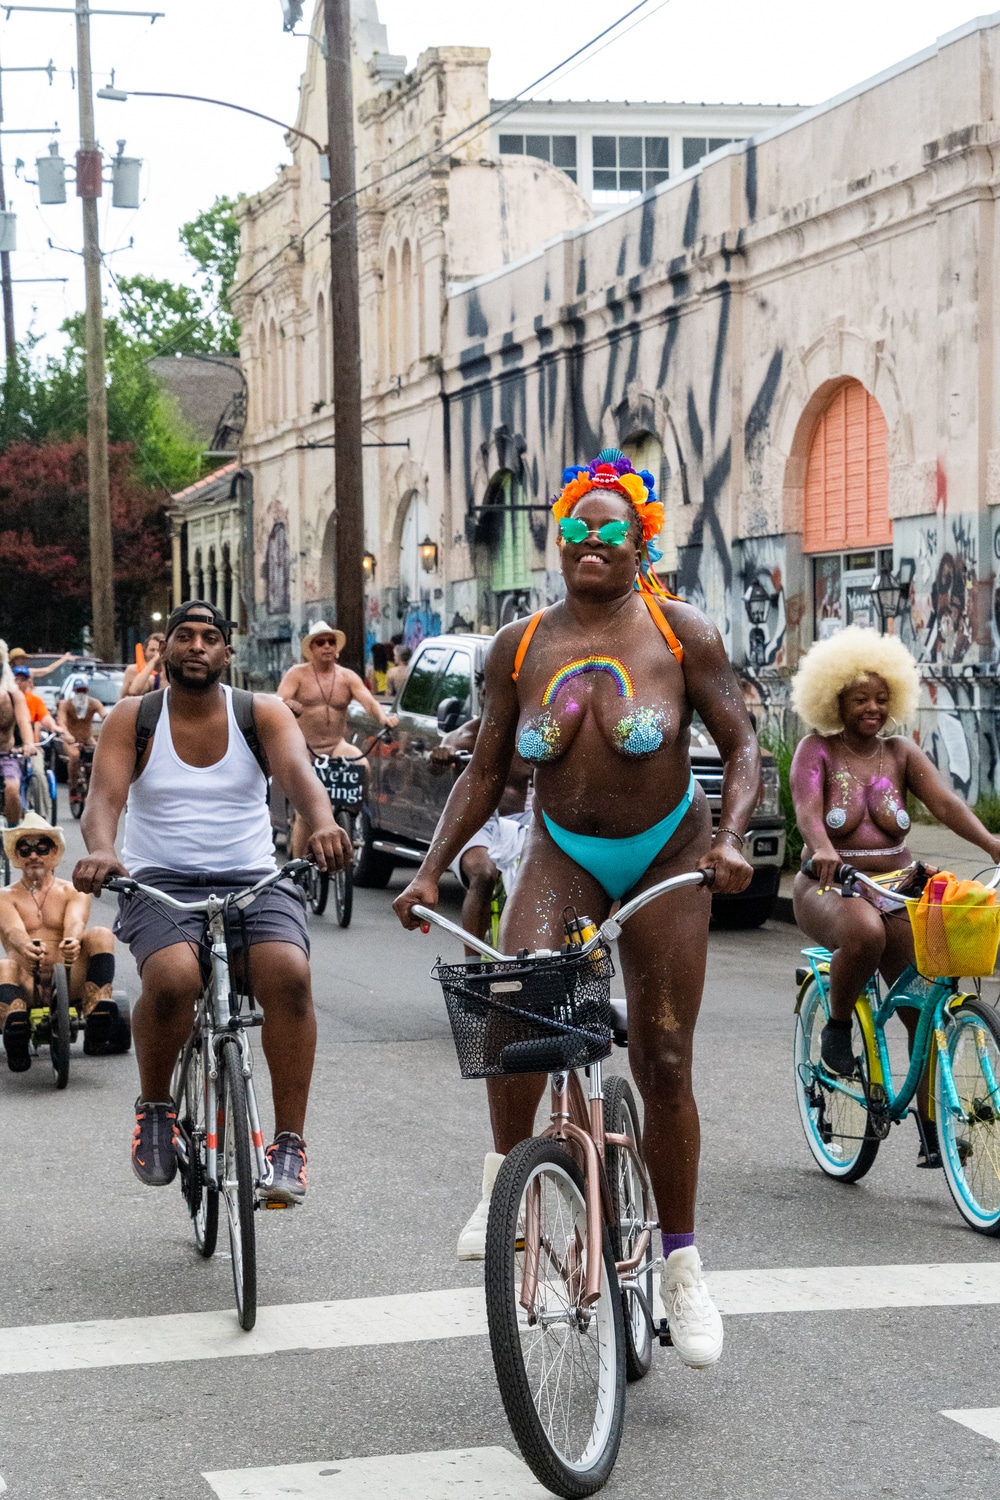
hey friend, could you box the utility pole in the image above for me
[75,0,114,662]
[323,0,365,675]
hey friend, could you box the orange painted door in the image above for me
[804,381,891,553]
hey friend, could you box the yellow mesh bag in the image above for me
[908,872,1000,978]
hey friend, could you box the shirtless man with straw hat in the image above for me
[0,811,118,1071]
[278,622,397,858]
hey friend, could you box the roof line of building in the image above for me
[487,98,804,110]
[171,459,239,503]
[449,9,1000,301]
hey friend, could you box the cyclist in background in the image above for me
[278,622,397,859]
[12,664,57,740]
[0,644,36,825]
[122,632,166,698]
[57,676,106,802]
[385,644,411,698]
[790,626,1000,1160]
[0,812,117,1070]
[72,601,352,1202]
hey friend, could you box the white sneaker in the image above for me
[456,1151,504,1260]
[660,1245,724,1368]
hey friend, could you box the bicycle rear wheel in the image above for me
[603,1075,654,1382]
[175,1034,218,1258]
[485,1136,626,1498]
[936,997,1000,1235]
[794,977,879,1182]
[219,1038,257,1329]
[50,965,71,1090]
[333,810,354,927]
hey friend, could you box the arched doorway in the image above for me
[399,490,430,606]
[804,380,891,638]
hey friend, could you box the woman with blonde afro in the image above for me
[790,625,1000,1160]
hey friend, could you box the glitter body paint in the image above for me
[540,655,635,705]
[790,734,914,854]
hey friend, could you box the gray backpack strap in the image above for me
[230,687,271,780]
[134,688,165,766]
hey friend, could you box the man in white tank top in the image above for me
[72,601,353,1205]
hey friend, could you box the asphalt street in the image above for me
[3,816,1000,1498]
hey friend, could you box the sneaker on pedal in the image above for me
[263,1132,307,1205]
[661,1246,724,1369]
[820,1021,858,1078]
[457,1151,504,1260]
[132,1099,178,1186]
[2,1004,30,1072]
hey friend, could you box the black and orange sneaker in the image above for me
[132,1099,179,1186]
[2,1007,31,1073]
[263,1132,307,1205]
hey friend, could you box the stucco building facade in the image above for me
[234,5,1000,801]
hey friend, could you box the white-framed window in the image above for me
[682,136,744,170]
[592,135,669,200]
[498,133,577,183]
[813,549,894,639]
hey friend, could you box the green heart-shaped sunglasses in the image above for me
[558,517,633,547]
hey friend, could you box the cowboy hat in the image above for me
[301,621,346,660]
[3,810,65,864]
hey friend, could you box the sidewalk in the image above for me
[773,821,992,923]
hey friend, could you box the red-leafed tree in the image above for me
[0,439,169,651]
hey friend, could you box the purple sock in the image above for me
[662,1231,695,1258]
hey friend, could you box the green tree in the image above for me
[177,193,243,352]
[113,273,220,354]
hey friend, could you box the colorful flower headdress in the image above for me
[551,447,677,597]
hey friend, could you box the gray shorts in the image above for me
[114,867,310,974]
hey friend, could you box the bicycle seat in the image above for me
[611,998,628,1046]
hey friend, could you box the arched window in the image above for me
[485,471,531,594]
[621,430,672,574]
[268,320,281,425]
[399,490,430,605]
[804,381,890,553]
[385,247,398,374]
[319,512,335,604]
[414,240,424,359]
[193,548,204,599]
[207,545,218,608]
[316,291,328,405]
[222,542,233,623]
[400,240,412,370]
[265,522,290,616]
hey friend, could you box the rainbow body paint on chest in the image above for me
[541,656,635,705]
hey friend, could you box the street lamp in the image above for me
[280,0,304,28]
[743,577,774,626]
[870,562,901,633]
[419,536,438,573]
[362,550,376,582]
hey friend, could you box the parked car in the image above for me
[346,632,785,927]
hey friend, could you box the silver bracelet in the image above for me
[714,826,745,849]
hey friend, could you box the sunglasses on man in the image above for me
[15,838,56,857]
[558,517,633,547]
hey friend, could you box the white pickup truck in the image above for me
[347,631,786,927]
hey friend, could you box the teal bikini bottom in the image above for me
[541,772,697,901]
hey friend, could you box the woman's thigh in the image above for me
[793,875,887,954]
[498,818,612,953]
[615,797,712,1074]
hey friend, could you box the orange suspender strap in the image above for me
[639,591,684,665]
[511,609,546,681]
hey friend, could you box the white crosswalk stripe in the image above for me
[3,1261,1000,1376]
[941,1409,1000,1445]
[202,1446,547,1498]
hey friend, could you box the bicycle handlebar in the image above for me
[412,867,714,962]
[804,857,1000,901]
[106,859,311,912]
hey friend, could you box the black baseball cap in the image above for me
[165,600,235,643]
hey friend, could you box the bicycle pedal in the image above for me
[656,1317,672,1347]
[262,1199,290,1210]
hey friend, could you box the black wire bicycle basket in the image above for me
[433,943,615,1079]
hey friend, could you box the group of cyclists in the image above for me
[0,443,990,1389]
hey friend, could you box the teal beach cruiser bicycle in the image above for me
[794,860,1000,1234]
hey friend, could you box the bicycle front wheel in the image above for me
[50,965,71,1090]
[333,811,354,927]
[794,977,879,1182]
[219,1039,257,1329]
[603,1075,654,1382]
[936,997,1000,1235]
[485,1136,626,1498]
[175,1034,218,1258]
[307,863,329,917]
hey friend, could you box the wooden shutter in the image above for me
[804,381,891,552]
